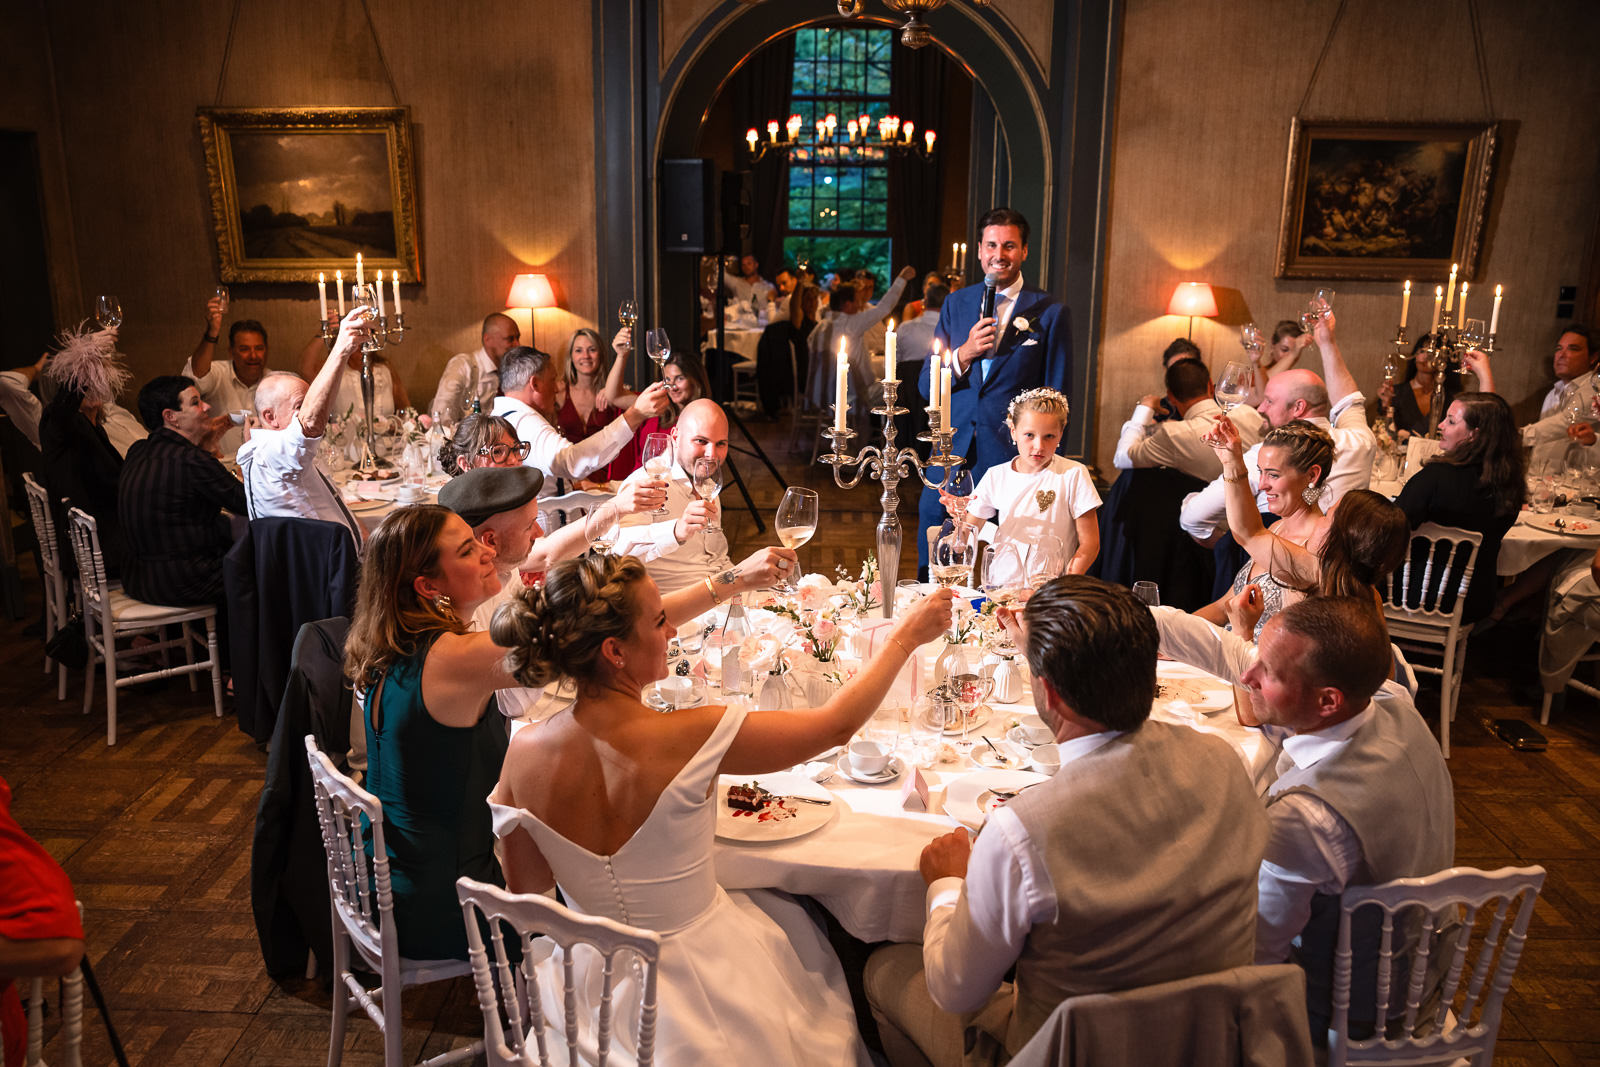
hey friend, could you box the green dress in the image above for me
[363,632,507,960]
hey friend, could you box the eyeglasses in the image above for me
[475,441,532,463]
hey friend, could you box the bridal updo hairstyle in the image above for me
[491,554,650,689]
[1259,420,1335,493]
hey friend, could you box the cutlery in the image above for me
[777,794,832,806]
[981,736,1011,765]
[988,784,1038,800]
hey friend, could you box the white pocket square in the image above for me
[1018,337,1039,347]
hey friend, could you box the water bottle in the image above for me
[718,595,752,698]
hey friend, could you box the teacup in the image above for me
[1016,713,1054,746]
[1029,742,1062,775]
[228,409,252,426]
[395,483,426,504]
[654,676,695,709]
[848,740,890,776]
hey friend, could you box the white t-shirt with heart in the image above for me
[965,455,1102,583]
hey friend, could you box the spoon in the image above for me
[981,736,1011,765]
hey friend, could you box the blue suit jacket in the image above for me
[917,282,1073,479]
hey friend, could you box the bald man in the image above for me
[610,399,783,595]
[1180,312,1375,544]
[429,312,522,423]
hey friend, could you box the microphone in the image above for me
[980,272,998,320]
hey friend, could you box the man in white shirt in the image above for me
[895,283,946,369]
[1115,356,1264,482]
[1180,312,1375,544]
[0,353,47,449]
[809,265,915,411]
[183,294,270,455]
[1506,324,1598,466]
[865,577,1269,1065]
[723,254,775,308]
[236,307,371,548]
[1151,596,1454,1038]
[428,312,521,424]
[491,347,667,493]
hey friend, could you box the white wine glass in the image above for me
[618,298,638,329]
[692,456,724,533]
[1300,287,1335,332]
[1215,360,1253,412]
[95,295,122,329]
[645,328,672,377]
[943,644,991,753]
[1024,534,1065,592]
[641,432,674,517]
[943,469,974,524]
[584,506,617,555]
[775,486,819,590]
[1240,322,1264,356]
[1462,318,1487,350]
[213,285,230,313]
[981,543,1025,650]
[1132,581,1161,607]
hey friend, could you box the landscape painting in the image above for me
[198,107,421,284]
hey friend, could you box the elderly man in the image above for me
[428,312,522,424]
[491,347,667,492]
[236,307,371,547]
[1115,357,1264,482]
[1152,596,1454,1038]
[119,375,247,610]
[184,294,270,455]
[1180,312,1374,544]
[864,576,1268,1066]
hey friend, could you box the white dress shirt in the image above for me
[724,273,774,307]
[429,347,499,423]
[610,460,731,595]
[921,731,1121,1013]
[100,403,148,457]
[1114,397,1265,482]
[895,308,943,369]
[237,417,363,547]
[491,395,632,483]
[808,274,909,405]
[1525,371,1597,469]
[181,356,257,455]
[1179,393,1375,542]
[0,370,41,448]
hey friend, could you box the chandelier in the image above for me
[836,0,991,48]
[746,112,936,162]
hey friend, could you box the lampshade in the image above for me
[1167,282,1218,318]
[506,273,556,310]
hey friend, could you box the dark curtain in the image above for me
[888,44,948,280]
[730,35,795,275]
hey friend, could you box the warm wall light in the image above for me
[1167,282,1218,338]
[507,273,557,346]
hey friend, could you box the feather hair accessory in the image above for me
[45,321,130,403]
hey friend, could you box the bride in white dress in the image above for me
[487,555,952,1065]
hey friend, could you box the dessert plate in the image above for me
[715,774,837,842]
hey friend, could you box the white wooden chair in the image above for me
[456,877,662,1067]
[1381,523,1482,758]
[24,901,83,1067]
[1536,566,1600,724]
[1328,865,1546,1067]
[304,736,480,1067]
[21,473,69,699]
[539,488,615,533]
[64,507,223,745]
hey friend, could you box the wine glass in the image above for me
[775,487,819,590]
[931,520,975,591]
[1462,318,1487,350]
[981,543,1025,650]
[640,433,674,517]
[1215,360,1253,412]
[692,456,724,533]
[617,298,638,351]
[1132,581,1161,607]
[943,644,992,753]
[354,284,383,351]
[943,470,974,523]
[95,295,122,329]
[1024,534,1065,592]
[645,328,672,377]
[1300,287,1335,332]
[1240,322,1264,356]
[584,506,617,555]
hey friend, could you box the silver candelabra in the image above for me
[320,307,408,476]
[820,377,964,618]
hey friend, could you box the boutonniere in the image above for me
[1011,315,1032,335]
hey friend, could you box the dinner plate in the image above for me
[1006,726,1047,750]
[1156,678,1235,714]
[714,774,838,842]
[344,498,389,513]
[1519,512,1600,536]
[834,753,905,785]
[945,769,1049,831]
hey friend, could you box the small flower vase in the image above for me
[933,641,961,685]
[792,660,836,706]
[985,653,1023,704]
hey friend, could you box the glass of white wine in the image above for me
[645,328,672,378]
[1024,533,1065,592]
[95,295,122,329]
[617,299,637,351]
[584,505,617,555]
[692,456,725,533]
[641,433,674,517]
[775,486,818,590]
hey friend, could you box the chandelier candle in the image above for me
[835,338,849,432]
[1400,280,1410,330]
[885,320,897,381]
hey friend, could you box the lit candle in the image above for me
[1400,280,1410,330]
[767,120,778,142]
[318,272,328,321]
[925,130,936,152]
[336,270,346,317]
[951,242,959,269]
[835,337,849,432]
[356,253,364,290]
[959,243,967,272]
[1444,262,1457,313]
[846,119,858,140]
[745,128,757,151]
[391,271,402,314]
[930,339,941,408]
[374,270,385,316]
[902,121,914,143]
[885,319,897,381]
[1457,281,1468,323]
[939,352,952,426]
[1489,285,1502,335]
[1431,286,1442,333]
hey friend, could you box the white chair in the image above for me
[539,488,615,533]
[1536,562,1600,724]
[64,507,223,745]
[1382,523,1482,758]
[1328,865,1546,1067]
[305,737,480,1067]
[21,473,69,699]
[456,876,662,1067]
[24,901,83,1067]
[730,354,760,411]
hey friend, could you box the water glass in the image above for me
[1529,477,1555,514]
[1133,581,1161,607]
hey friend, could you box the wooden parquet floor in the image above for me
[4,417,1600,1065]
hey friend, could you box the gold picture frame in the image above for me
[197,106,421,284]
[1275,118,1497,281]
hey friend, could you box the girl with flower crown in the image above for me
[940,387,1100,586]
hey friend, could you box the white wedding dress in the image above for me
[488,706,871,1066]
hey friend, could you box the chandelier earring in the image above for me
[434,593,456,622]
[1302,482,1325,506]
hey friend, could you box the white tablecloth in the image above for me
[1369,479,1596,577]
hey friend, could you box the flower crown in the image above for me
[1005,386,1070,429]
[46,321,129,404]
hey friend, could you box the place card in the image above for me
[900,766,931,811]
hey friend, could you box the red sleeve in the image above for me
[0,779,83,942]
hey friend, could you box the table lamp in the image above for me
[506,273,557,346]
[1167,282,1218,339]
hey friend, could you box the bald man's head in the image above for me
[1259,369,1329,428]
[481,313,521,362]
[674,399,730,471]
[254,371,308,431]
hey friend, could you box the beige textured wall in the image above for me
[1096,0,1600,471]
[1,0,597,402]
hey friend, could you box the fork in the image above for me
[777,794,833,806]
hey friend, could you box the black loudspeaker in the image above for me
[720,170,752,256]
[661,159,716,253]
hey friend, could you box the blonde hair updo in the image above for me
[490,554,650,689]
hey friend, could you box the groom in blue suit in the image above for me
[917,208,1073,570]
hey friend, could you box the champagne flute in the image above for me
[354,284,382,352]
[95,295,122,329]
[641,433,674,517]
[645,328,672,378]
[692,456,725,533]
[1215,360,1253,412]
[775,487,819,590]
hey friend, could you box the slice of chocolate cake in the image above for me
[726,782,771,812]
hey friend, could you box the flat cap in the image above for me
[436,465,544,527]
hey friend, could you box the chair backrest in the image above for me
[1384,522,1482,622]
[1328,864,1546,1067]
[456,877,662,1067]
[304,735,397,976]
[21,472,60,574]
[64,507,111,614]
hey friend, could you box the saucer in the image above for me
[1006,726,1050,750]
[972,740,1026,770]
[835,753,904,784]
[644,681,707,711]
